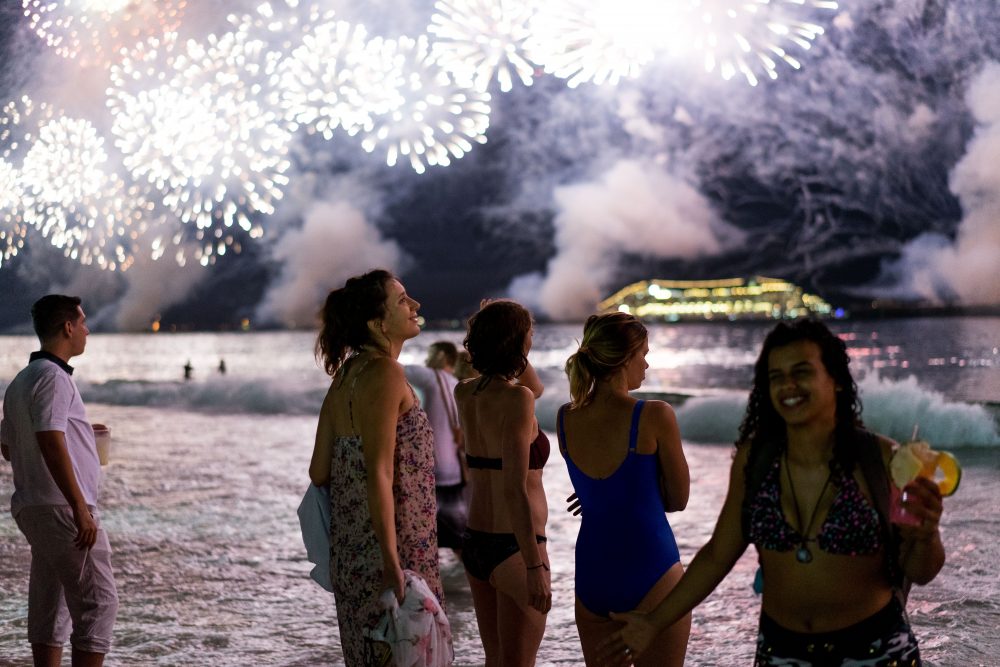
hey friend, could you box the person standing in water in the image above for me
[601,319,945,666]
[308,270,449,665]
[1,295,119,667]
[405,341,468,556]
[456,300,549,666]
[560,313,690,666]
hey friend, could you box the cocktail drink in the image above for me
[889,436,961,525]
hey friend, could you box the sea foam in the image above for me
[671,375,1000,447]
[2,372,995,447]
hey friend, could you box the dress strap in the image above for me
[347,355,377,435]
[628,400,646,453]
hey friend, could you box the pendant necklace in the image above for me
[784,451,833,564]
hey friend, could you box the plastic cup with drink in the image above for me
[889,426,961,525]
[92,423,112,466]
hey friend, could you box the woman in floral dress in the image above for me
[309,269,448,665]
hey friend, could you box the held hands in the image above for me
[71,504,98,549]
[526,563,552,613]
[593,610,656,666]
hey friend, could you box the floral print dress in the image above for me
[328,382,444,666]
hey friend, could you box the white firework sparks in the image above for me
[428,0,537,93]
[22,0,187,67]
[1,96,56,265]
[526,0,663,88]
[273,20,376,139]
[17,115,148,271]
[685,0,839,86]
[0,159,28,266]
[524,0,837,88]
[0,95,56,163]
[108,29,292,264]
[360,35,491,174]
[227,0,336,52]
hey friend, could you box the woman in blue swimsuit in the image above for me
[456,300,549,666]
[560,312,691,665]
[602,319,946,666]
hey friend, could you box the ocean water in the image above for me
[0,317,998,666]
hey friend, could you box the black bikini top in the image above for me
[466,430,550,471]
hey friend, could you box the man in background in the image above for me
[405,341,468,556]
[1,295,118,667]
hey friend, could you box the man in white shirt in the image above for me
[405,341,468,555]
[1,295,118,667]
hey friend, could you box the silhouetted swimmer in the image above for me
[218,359,226,375]
[183,360,193,380]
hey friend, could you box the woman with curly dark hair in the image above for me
[455,300,548,666]
[600,319,946,667]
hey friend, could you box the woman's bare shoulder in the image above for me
[641,399,678,423]
[355,356,406,395]
[455,376,477,395]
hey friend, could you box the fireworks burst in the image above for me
[273,20,377,139]
[0,159,28,266]
[687,0,839,86]
[0,95,57,164]
[525,0,837,88]
[227,0,336,52]
[526,0,662,88]
[108,29,292,265]
[360,35,491,174]
[17,115,150,270]
[22,0,187,67]
[428,0,537,92]
[1,96,56,265]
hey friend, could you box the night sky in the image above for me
[1,0,998,331]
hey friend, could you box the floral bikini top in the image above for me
[748,457,883,556]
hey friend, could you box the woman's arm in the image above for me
[604,445,752,663]
[501,386,551,613]
[650,401,690,512]
[515,360,544,398]
[308,383,337,486]
[357,358,410,602]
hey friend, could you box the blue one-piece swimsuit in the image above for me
[558,400,681,617]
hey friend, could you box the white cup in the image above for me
[93,424,111,466]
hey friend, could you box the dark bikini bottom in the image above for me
[755,597,921,666]
[461,528,547,582]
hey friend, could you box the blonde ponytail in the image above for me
[564,313,648,407]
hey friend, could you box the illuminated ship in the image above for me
[598,276,838,322]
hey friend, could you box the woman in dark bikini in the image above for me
[601,319,946,666]
[455,300,548,666]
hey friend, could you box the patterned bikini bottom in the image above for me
[754,597,921,667]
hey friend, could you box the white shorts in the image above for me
[14,505,118,653]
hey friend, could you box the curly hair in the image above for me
[315,269,396,376]
[463,300,532,380]
[565,312,648,408]
[737,319,863,467]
